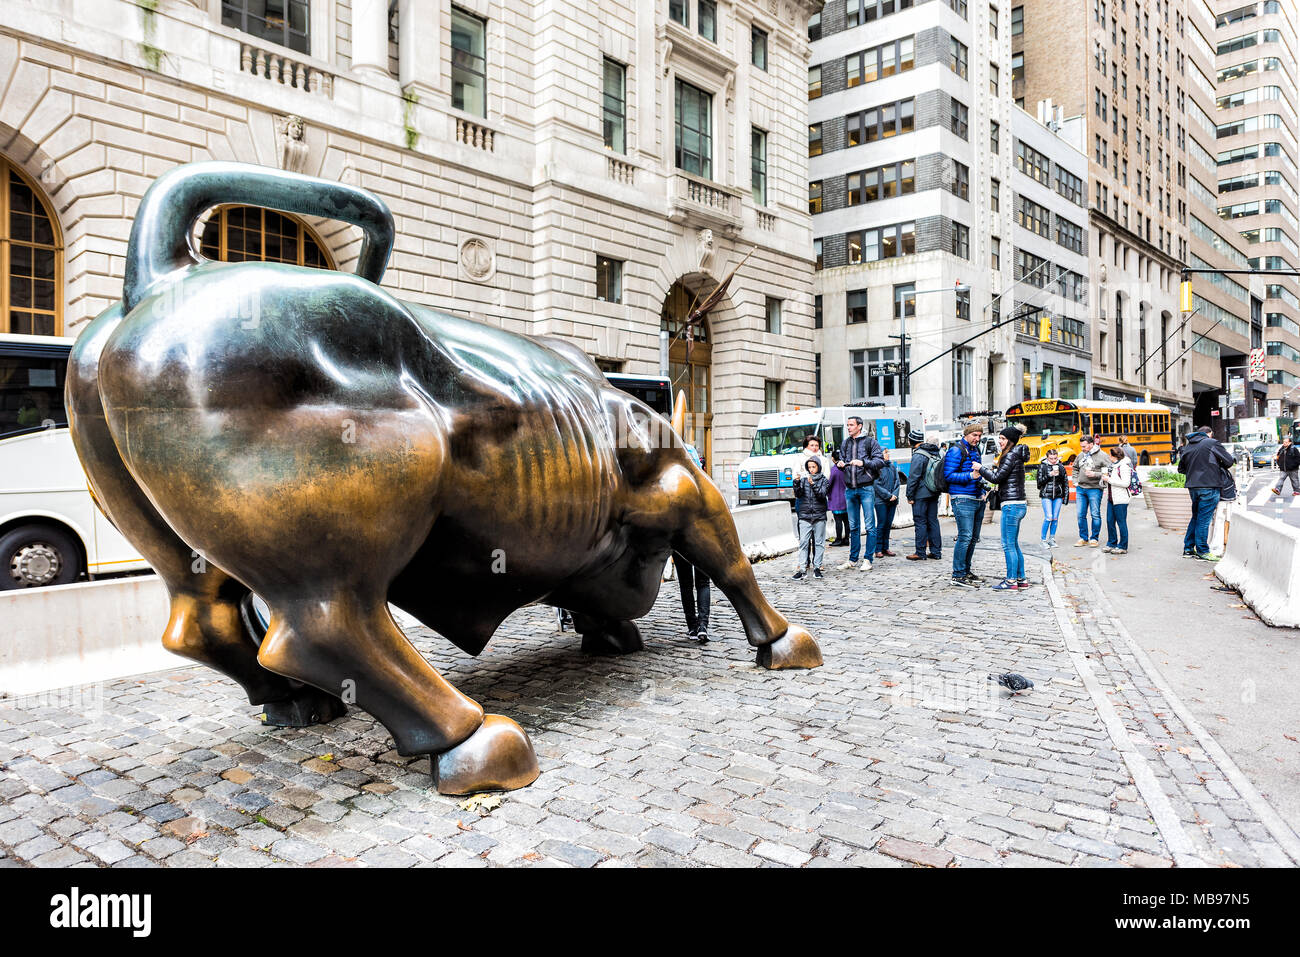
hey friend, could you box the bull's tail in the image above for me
[122,161,395,312]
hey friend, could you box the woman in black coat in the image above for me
[1036,447,1069,547]
[976,424,1030,590]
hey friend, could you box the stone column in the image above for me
[351,0,390,77]
[399,0,440,96]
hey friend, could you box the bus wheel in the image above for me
[1140,451,1150,465]
[0,524,83,589]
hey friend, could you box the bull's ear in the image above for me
[672,390,687,437]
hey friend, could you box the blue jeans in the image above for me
[870,499,897,554]
[1183,488,1220,555]
[844,486,875,563]
[1076,487,1103,542]
[1041,497,1063,540]
[951,495,986,579]
[912,497,941,557]
[1106,501,1129,550]
[1000,502,1027,580]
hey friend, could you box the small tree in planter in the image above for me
[1145,468,1192,530]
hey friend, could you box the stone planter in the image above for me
[1146,484,1192,531]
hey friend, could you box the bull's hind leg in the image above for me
[256,591,538,795]
[629,463,822,670]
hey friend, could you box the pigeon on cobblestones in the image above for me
[989,672,1034,694]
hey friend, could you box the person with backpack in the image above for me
[1036,447,1069,547]
[1178,425,1234,561]
[1101,446,1133,554]
[905,429,942,561]
[975,424,1031,590]
[944,421,990,587]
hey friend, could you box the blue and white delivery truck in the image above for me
[737,404,925,505]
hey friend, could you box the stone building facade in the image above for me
[0,0,822,483]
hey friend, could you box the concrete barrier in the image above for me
[1216,507,1300,628]
[730,501,798,561]
[0,575,179,697]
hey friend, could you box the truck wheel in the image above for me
[0,524,84,589]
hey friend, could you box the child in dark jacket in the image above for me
[792,458,830,579]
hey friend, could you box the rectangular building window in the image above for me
[1056,215,1084,253]
[752,25,768,70]
[751,128,767,205]
[846,37,915,86]
[951,161,970,200]
[950,99,969,139]
[990,120,1000,153]
[595,256,623,303]
[808,65,822,99]
[950,37,969,78]
[1018,197,1051,237]
[1012,52,1024,83]
[847,289,869,324]
[675,79,713,178]
[952,223,970,260]
[990,178,1000,212]
[814,238,823,269]
[846,0,917,27]
[847,222,916,263]
[699,1,717,41]
[991,236,1001,269]
[814,294,823,329]
[809,180,822,214]
[765,380,782,413]
[1012,5,1024,34]
[954,347,974,397]
[956,288,971,320]
[894,283,916,320]
[846,160,916,204]
[602,58,626,153]
[1015,140,1050,183]
[990,63,999,96]
[867,347,900,398]
[222,0,310,53]
[451,7,487,117]
[846,100,915,144]
[809,122,823,156]
[670,0,688,26]
[765,296,782,333]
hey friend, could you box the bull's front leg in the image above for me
[628,463,822,670]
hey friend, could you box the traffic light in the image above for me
[1039,315,1051,342]
[1180,280,1194,313]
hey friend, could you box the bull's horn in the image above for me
[671,390,687,437]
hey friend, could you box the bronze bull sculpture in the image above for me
[67,162,822,795]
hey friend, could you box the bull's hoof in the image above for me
[580,620,644,656]
[433,714,540,795]
[756,625,823,670]
[260,685,348,728]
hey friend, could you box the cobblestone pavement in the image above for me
[2,541,1297,868]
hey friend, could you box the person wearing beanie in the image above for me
[944,420,990,586]
[905,429,942,560]
[975,422,1031,590]
[791,456,830,580]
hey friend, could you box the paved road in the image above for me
[2,538,1297,868]
[1239,468,1300,528]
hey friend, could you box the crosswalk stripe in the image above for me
[1250,487,1274,507]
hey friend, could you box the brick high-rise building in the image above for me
[0,0,822,485]
[1014,0,1261,438]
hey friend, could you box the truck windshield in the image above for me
[1010,411,1078,436]
[750,426,818,456]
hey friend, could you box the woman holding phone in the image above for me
[975,424,1031,590]
[1036,447,1069,547]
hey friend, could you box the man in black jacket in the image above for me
[1177,426,1234,560]
[1272,434,1300,496]
[834,416,887,571]
[904,429,942,560]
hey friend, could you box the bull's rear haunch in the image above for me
[67,161,821,794]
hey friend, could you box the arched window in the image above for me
[1,158,62,336]
[198,206,334,269]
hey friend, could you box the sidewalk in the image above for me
[1,519,1297,868]
[1036,496,1300,844]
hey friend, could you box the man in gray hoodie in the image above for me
[1072,435,1109,547]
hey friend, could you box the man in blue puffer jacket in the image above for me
[943,422,989,586]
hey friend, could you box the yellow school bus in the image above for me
[1005,399,1174,465]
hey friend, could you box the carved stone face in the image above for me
[287,116,304,140]
[697,229,713,252]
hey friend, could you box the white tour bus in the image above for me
[0,332,147,588]
[737,404,924,504]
